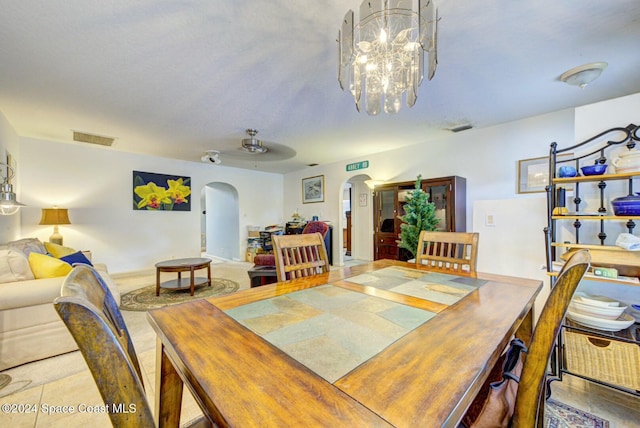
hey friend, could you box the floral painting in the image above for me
[133,171,191,211]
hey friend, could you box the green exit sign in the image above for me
[346,160,369,172]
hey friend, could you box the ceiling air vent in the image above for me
[72,131,115,147]
[449,124,473,133]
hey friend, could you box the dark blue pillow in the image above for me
[60,251,93,267]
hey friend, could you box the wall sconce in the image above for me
[0,162,26,215]
[39,207,71,245]
[364,179,386,189]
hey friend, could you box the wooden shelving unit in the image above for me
[545,123,640,396]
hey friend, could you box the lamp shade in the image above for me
[39,208,71,225]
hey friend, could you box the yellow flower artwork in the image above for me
[133,171,191,211]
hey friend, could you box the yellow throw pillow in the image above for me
[44,242,77,258]
[28,252,72,279]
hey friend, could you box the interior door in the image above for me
[374,188,398,260]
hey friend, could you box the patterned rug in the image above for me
[545,399,610,428]
[120,278,239,311]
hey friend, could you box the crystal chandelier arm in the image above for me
[338,10,354,91]
[427,10,438,81]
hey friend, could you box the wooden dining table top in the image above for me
[147,259,542,428]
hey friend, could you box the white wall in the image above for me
[284,108,575,276]
[282,92,640,320]
[5,92,639,276]
[18,137,283,273]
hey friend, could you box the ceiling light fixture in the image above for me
[0,163,26,215]
[241,129,268,154]
[338,0,439,115]
[560,62,608,89]
[201,150,221,164]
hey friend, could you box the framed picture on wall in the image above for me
[517,153,573,194]
[302,175,324,204]
[133,170,191,211]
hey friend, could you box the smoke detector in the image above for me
[241,129,268,154]
[201,150,221,164]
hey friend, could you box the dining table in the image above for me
[147,259,542,427]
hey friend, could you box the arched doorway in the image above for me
[337,174,373,266]
[201,182,239,260]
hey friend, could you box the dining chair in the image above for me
[272,232,329,282]
[53,264,155,427]
[463,249,590,428]
[416,231,479,274]
[249,221,330,286]
[511,249,590,426]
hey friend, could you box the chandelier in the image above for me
[338,0,439,115]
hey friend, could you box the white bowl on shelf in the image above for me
[629,304,640,322]
[569,300,627,320]
[566,310,635,332]
[573,291,620,307]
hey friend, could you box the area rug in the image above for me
[120,278,239,311]
[544,399,610,428]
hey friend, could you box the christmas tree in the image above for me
[397,175,439,257]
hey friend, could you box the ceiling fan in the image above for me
[241,129,268,154]
[217,129,296,163]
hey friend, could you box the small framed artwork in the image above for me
[359,193,368,207]
[302,175,325,204]
[517,153,573,194]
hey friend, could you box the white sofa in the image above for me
[0,239,120,370]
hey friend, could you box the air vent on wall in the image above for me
[72,131,115,147]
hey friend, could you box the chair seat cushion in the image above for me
[254,254,275,266]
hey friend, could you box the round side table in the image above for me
[155,258,212,296]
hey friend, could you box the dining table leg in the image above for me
[516,306,534,346]
[155,338,183,428]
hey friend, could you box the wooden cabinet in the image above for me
[373,176,466,261]
[545,123,640,396]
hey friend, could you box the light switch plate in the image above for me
[485,213,496,227]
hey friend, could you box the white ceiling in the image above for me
[1,0,639,173]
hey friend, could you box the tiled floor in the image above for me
[1,259,639,427]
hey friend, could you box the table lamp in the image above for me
[39,207,71,245]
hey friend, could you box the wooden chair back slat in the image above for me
[273,233,329,282]
[416,231,479,274]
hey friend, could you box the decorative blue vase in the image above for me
[558,166,577,177]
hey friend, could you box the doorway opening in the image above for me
[200,182,239,261]
[338,174,373,266]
